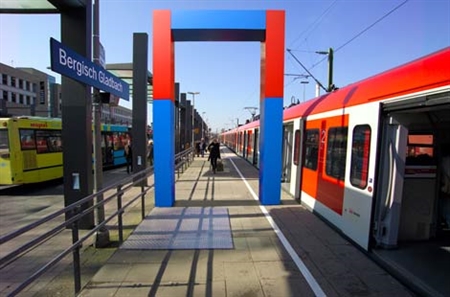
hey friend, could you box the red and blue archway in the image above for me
[153,10,285,206]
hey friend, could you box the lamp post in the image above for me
[315,48,334,92]
[300,81,309,102]
[201,112,206,138]
[188,91,200,150]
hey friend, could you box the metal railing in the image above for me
[0,148,194,296]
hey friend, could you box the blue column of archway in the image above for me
[153,10,284,206]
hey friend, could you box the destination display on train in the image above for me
[50,38,129,101]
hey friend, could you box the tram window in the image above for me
[113,132,128,150]
[47,131,63,152]
[293,130,301,166]
[303,129,319,170]
[350,125,371,189]
[19,129,36,150]
[0,130,9,151]
[36,131,49,153]
[35,130,63,153]
[326,127,348,181]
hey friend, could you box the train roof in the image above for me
[222,47,450,135]
[283,47,450,121]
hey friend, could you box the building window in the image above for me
[303,129,319,170]
[11,76,16,87]
[19,79,23,89]
[39,81,45,104]
[26,96,31,105]
[2,90,7,101]
[11,92,16,103]
[32,83,37,92]
[325,127,348,181]
[19,94,24,104]
[350,125,371,189]
[2,74,7,85]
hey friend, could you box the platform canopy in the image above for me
[106,63,154,103]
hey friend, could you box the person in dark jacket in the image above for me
[147,140,154,166]
[124,139,133,174]
[207,138,221,173]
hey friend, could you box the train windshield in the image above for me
[0,129,9,152]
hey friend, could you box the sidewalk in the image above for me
[77,147,414,297]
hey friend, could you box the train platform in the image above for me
[76,146,414,297]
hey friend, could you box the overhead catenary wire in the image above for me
[235,0,411,130]
[288,0,339,49]
[286,48,328,93]
[288,0,410,80]
[335,0,409,53]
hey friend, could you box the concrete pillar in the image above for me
[60,4,94,228]
[132,33,149,185]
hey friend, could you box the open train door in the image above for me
[281,123,294,186]
[373,91,450,249]
[371,113,408,249]
[293,118,306,201]
[341,101,382,250]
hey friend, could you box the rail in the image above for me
[0,147,194,296]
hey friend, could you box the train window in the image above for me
[303,129,319,170]
[293,130,301,166]
[406,134,435,165]
[19,129,36,150]
[326,127,348,181]
[350,125,371,189]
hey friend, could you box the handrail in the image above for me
[0,148,194,296]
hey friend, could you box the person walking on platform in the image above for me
[147,140,154,166]
[200,138,207,157]
[207,138,221,174]
[195,141,201,157]
[124,139,133,174]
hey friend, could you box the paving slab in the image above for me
[77,147,414,297]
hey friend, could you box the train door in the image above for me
[299,103,380,250]
[253,128,259,167]
[242,131,247,158]
[247,130,253,164]
[374,91,450,249]
[282,124,293,188]
[300,114,352,230]
[293,118,306,201]
[339,102,382,250]
[237,131,242,155]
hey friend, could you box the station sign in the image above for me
[50,38,129,101]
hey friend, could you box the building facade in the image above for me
[0,63,132,123]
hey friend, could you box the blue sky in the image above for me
[1,0,449,132]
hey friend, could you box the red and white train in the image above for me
[221,47,450,251]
